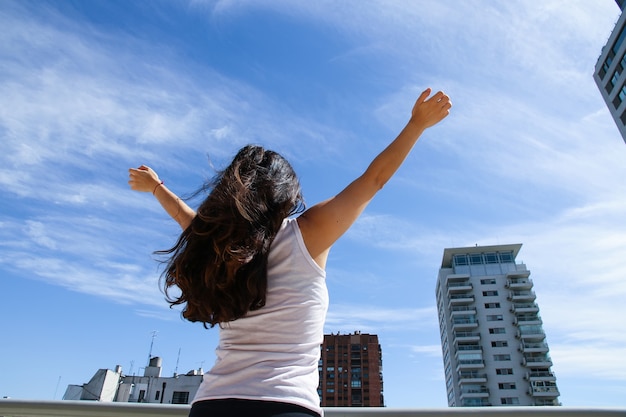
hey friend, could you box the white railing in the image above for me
[1,399,625,417]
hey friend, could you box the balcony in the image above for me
[458,371,487,384]
[510,302,539,314]
[450,305,476,316]
[519,341,549,353]
[447,281,473,296]
[460,398,491,406]
[459,385,490,400]
[516,325,545,341]
[513,314,542,326]
[525,370,557,381]
[534,398,561,406]
[455,359,485,372]
[451,316,479,330]
[508,290,536,302]
[1,399,625,416]
[506,269,530,279]
[448,294,475,308]
[453,331,481,343]
[506,278,533,290]
[456,344,482,353]
[522,355,553,368]
[445,272,471,283]
[528,381,560,397]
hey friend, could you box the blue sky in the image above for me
[1,0,626,407]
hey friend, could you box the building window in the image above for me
[483,290,498,296]
[489,327,505,334]
[498,383,516,390]
[485,302,501,309]
[491,341,508,347]
[469,254,483,265]
[501,397,520,405]
[608,69,621,93]
[480,278,496,285]
[499,252,514,263]
[171,391,190,405]
[453,254,469,266]
[613,85,626,109]
[454,251,514,266]
[484,252,498,264]
[496,368,514,375]
[351,380,362,388]
[487,315,503,321]
[613,26,626,56]
[494,354,511,361]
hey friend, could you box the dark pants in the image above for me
[189,399,321,417]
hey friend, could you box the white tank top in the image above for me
[193,217,328,415]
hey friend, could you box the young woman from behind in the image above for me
[128,88,451,417]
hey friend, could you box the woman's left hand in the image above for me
[128,165,161,193]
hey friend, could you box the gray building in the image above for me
[63,357,203,404]
[435,244,560,407]
[594,0,626,144]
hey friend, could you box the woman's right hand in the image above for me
[128,165,161,193]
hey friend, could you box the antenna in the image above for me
[174,348,181,375]
[147,330,158,366]
[53,376,61,400]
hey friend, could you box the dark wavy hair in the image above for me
[158,145,305,328]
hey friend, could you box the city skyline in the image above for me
[1,0,626,407]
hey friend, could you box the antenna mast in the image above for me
[147,330,158,366]
[175,347,181,375]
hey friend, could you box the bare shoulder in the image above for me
[297,210,330,270]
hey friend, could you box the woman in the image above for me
[128,88,451,417]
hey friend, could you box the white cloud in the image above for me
[24,221,57,250]
[325,304,437,334]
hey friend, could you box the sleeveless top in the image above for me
[192,217,328,415]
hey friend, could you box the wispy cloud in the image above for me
[325,304,437,334]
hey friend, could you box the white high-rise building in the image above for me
[435,244,560,407]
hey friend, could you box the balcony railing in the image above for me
[2,399,625,417]
[511,303,539,314]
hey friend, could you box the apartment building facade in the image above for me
[594,0,626,144]
[436,244,560,407]
[318,332,384,407]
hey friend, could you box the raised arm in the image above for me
[128,165,196,230]
[297,88,451,268]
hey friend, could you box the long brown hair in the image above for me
[159,145,304,328]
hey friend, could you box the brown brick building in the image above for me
[318,332,384,407]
